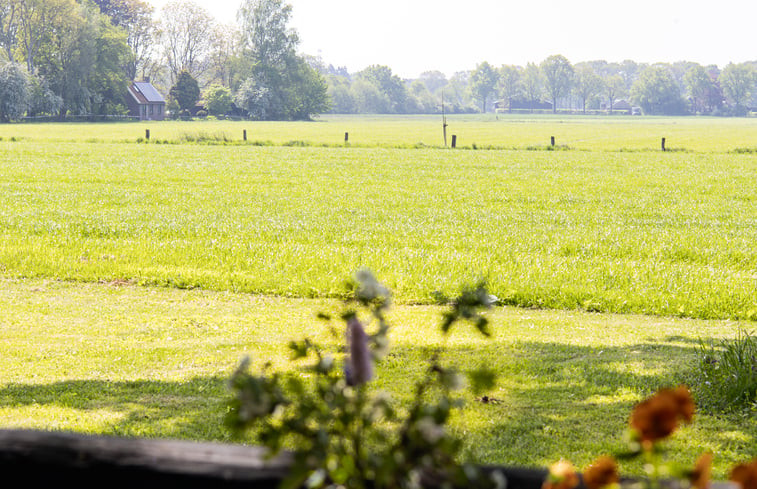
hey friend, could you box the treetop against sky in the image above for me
[146,0,757,78]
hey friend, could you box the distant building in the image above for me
[127,81,166,121]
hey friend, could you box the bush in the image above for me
[226,270,502,489]
[690,329,757,413]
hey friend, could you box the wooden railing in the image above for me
[0,429,550,489]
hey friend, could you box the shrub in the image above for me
[226,270,502,489]
[690,329,757,413]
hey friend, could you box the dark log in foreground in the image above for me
[0,429,550,489]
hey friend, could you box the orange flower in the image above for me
[629,386,695,446]
[583,456,619,489]
[543,460,579,489]
[730,458,757,489]
[690,453,713,489]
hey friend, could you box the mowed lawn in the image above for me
[0,278,754,477]
[1,116,756,477]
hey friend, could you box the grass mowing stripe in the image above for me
[1,142,756,320]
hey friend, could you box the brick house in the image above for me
[127,81,166,121]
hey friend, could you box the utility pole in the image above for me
[442,90,448,147]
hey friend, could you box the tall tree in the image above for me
[236,0,327,120]
[470,61,498,113]
[207,23,240,88]
[630,64,686,115]
[0,0,20,62]
[169,69,200,112]
[160,0,214,82]
[0,61,29,121]
[238,0,297,73]
[720,62,756,115]
[540,54,573,113]
[573,63,602,113]
[16,0,76,73]
[497,65,521,113]
[94,0,158,82]
[418,70,447,94]
[684,64,714,114]
[355,65,406,113]
[603,74,625,113]
[36,0,130,116]
[521,62,542,113]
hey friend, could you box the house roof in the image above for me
[130,82,165,104]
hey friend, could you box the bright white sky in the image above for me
[145,0,757,78]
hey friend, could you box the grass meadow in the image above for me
[1,115,756,476]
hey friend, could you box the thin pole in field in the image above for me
[442,90,448,147]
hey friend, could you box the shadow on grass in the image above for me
[0,376,234,440]
[1,337,754,474]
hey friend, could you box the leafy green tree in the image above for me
[418,70,447,94]
[446,71,473,111]
[470,61,498,112]
[521,62,543,113]
[573,63,602,113]
[540,54,573,113]
[326,74,355,113]
[203,84,232,116]
[631,65,687,115]
[169,70,200,112]
[350,78,390,113]
[0,62,29,121]
[282,56,330,120]
[94,0,156,82]
[407,81,437,113]
[238,0,297,71]
[684,64,715,114]
[0,0,20,62]
[236,0,328,120]
[720,62,756,115]
[355,65,407,113]
[497,65,521,113]
[33,0,130,116]
[603,74,626,112]
[16,0,78,73]
[26,74,62,116]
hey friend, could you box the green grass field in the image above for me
[1,278,754,477]
[1,115,756,477]
[2,114,756,151]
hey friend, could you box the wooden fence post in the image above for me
[145,129,150,141]
[243,129,247,141]
[344,132,349,144]
[550,136,555,147]
[451,135,457,148]
[661,137,666,151]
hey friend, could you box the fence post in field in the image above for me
[145,129,150,141]
[243,129,247,141]
[451,135,457,148]
[550,136,555,147]
[661,137,666,151]
[344,132,349,144]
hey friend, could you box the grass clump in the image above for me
[690,329,757,413]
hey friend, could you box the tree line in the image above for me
[0,0,755,121]
[0,0,329,121]
[324,56,757,117]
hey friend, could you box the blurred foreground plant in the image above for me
[226,269,503,489]
[544,386,756,489]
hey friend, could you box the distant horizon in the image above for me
[145,0,757,79]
